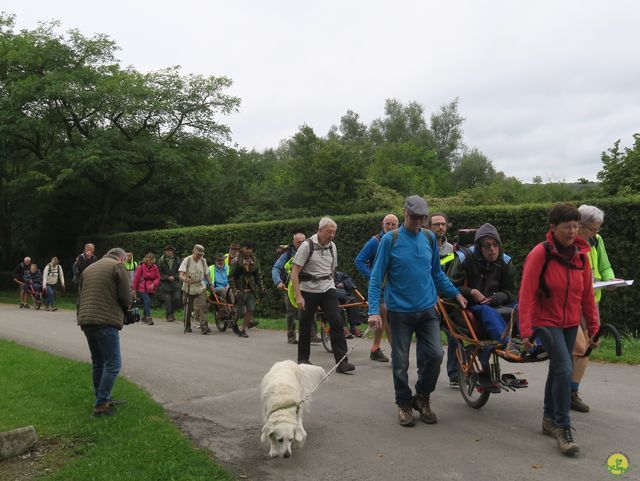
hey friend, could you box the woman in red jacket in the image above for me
[519,203,599,456]
[132,253,161,325]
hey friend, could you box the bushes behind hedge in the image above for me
[90,197,639,331]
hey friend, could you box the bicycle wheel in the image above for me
[213,310,228,332]
[317,313,332,353]
[458,346,490,409]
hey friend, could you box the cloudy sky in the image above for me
[8,1,640,182]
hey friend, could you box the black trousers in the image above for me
[298,288,348,364]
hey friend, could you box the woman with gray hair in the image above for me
[571,204,622,413]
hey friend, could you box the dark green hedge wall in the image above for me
[91,197,639,331]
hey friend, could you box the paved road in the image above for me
[1,304,639,481]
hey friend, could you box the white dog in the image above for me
[260,360,326,458]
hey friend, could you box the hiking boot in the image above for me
[287,337,298,345]
[24,303,30,309]
[571,391,590,413]
[201,326,212,335]
[449,378,459,388]
[336,360,355,373]
[145,317,155,325]
[398,404,415,427]
[344,327,354,339]
[237,329,249,338]
[184,326,192,333]
[554,426,580,455]
[370,348,389,363]
[350,327,364,338]
[45,306,51,311]
[248,320,259,329]
[310,335,322,343]
[166,315,175,322]
[542,416,555,436]
[92,402,114,417]
[19,303,24,309]
[51,307,58,312]
[298,359,312,365]
[411,392,437,424]
[232,323,241,335]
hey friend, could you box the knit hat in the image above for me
[474,223,501,245]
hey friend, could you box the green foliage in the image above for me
[598,133,640,196]
[94,197,640,332]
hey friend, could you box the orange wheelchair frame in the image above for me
[316,288,368,353]
[437,297,622,409]
[206,289,236,332]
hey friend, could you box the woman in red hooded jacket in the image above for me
[519,203,599,456]
[132,253,161,325]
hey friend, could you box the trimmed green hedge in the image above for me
[91,197,639,331]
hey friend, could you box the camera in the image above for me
[124,299,141,325]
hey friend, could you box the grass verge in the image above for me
[1,289,636,364]
[0,339,235,481]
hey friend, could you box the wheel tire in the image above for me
[318,313,333,353]
[458,346,490,409]
[213,311,228,332]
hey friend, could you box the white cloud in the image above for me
[9,0,640,182]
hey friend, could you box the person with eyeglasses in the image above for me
[570,205,621,413]
[518,203,599,456]
[448,223,519,381]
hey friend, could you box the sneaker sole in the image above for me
[559,444,580,455]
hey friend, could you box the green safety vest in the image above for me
[124,260,138,272]
[440,253,455,266]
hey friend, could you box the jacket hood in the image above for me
[474,223,501,245]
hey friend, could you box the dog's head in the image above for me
[261,418,305,458]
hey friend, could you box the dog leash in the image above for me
[298,324,372,406]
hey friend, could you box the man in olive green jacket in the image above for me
[77,247,132,417]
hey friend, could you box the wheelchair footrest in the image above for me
[501,374,528,388]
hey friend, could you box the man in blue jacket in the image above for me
[368,195,467,427]
[354,213,398,362]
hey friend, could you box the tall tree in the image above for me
[597,134,640,196]
[0,15,239,264]
[430,97,465,169]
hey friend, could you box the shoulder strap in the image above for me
[538,241,553,298]
[300,238,315,273]
[374,233,381,242]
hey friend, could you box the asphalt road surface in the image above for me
[1,304,638,481]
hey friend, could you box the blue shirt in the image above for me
[212,265,229,289]
[368,226,460,315]
[271,251,292,286]
[354,231,384,280]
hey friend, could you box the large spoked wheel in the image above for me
[213,311,228,332]
[458,346,491,409]
[317,313,333,353]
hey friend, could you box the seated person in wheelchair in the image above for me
[448,223,518,355]
[24,263,44,305]
[334,271,365,338]
[209,253,235,318]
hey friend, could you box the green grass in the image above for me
[0,339,235,481]
[1,289,637,364]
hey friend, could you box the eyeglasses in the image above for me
[582,223,601,234]
[557,223,579,232]
[480,241,499,249]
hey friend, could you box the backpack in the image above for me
[298,238,335,281]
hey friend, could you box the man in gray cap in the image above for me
[368,195,467,427]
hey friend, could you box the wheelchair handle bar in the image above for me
[583,323,622,357]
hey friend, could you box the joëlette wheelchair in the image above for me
[437,298,622,409]
[316,288,368,354]
[206,289,236,332]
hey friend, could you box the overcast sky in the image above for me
[8,1,640,182]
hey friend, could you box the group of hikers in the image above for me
[13,195,620,456]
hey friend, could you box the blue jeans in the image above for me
[46,285,56,307]
[388,308,444,406]
[82,326,122,406]
[139,292,152,317]
[540,326,578,428]
[469,303,515,343]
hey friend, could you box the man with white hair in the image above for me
[355,213,399,362]
[290,217,354,373]
[13,256,32,308]
[368,195,467,426]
